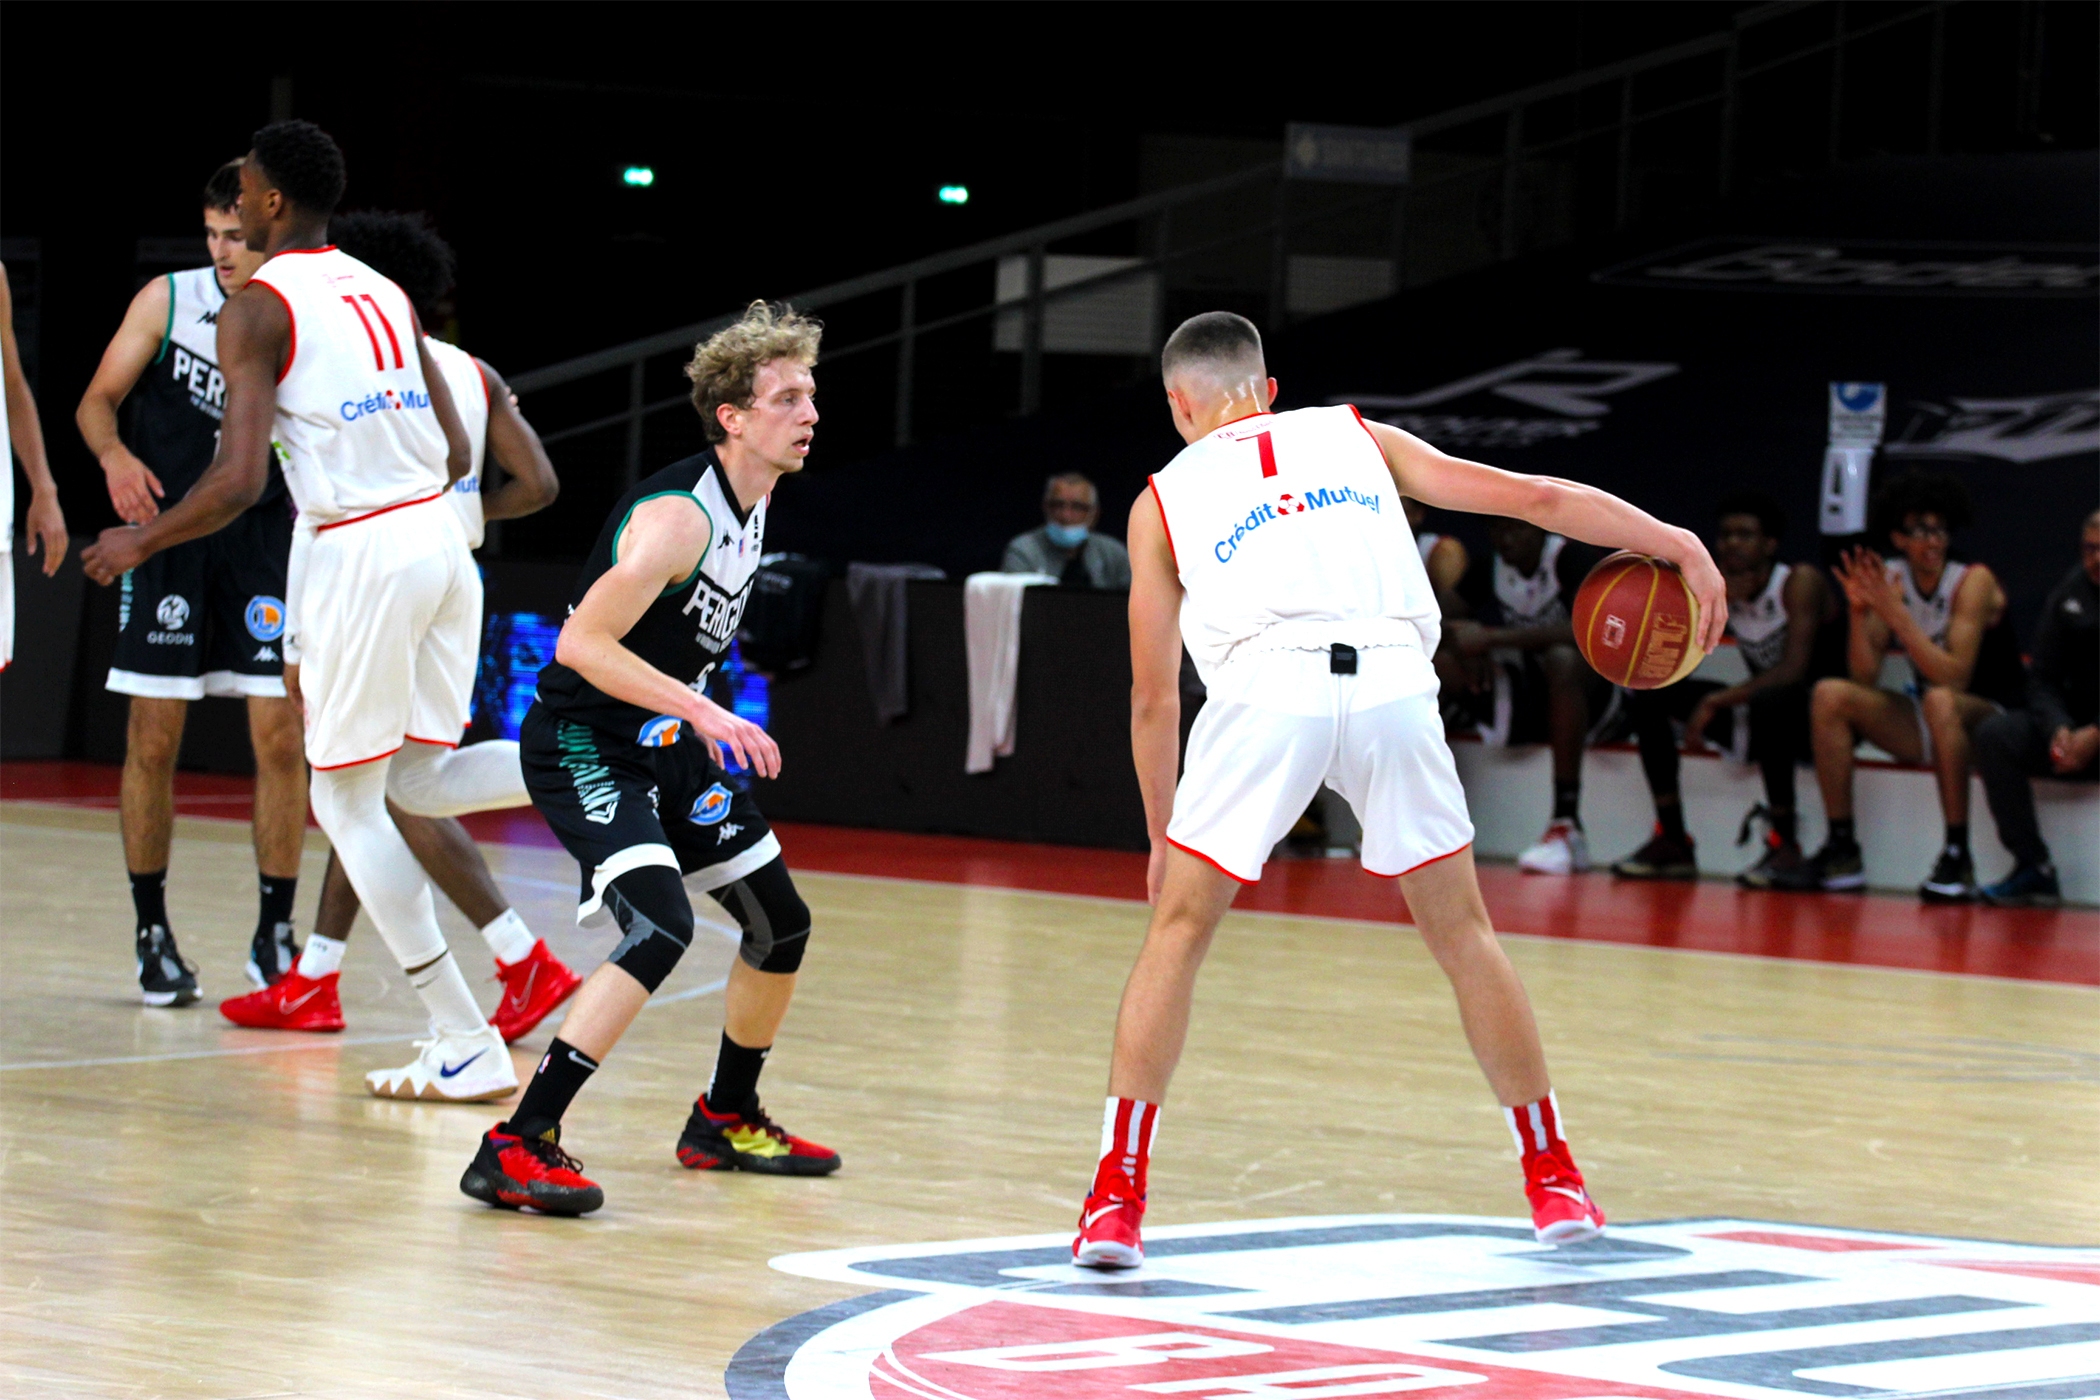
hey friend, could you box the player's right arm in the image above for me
[554,497,779,777]
[74,276,170,524]
[473,358,559,521]
[1127,488,1184,906]
[1366,420,1726,653]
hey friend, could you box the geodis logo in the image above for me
[733,1214,2100,1399]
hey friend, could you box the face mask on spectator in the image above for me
[1046,522,1089,549]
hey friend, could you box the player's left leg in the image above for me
[1917,689,2001,903]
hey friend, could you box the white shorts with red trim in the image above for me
[1166,642,1473,883]
[298,498,479,770]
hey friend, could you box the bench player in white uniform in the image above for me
[83,121,528,1105]
[0,258,68,672]
[1070,313,1726,1267]
[218,210,579,1046]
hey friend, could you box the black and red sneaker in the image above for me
[460,1122,604,1215]
[675,1096,841,1176]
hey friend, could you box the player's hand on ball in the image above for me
[1672,530,1728,654]
[691,697,780,779]
[81,526,149,586]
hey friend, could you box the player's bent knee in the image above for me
[603,865,695,994]
[712,858,812,975]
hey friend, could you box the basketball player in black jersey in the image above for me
[75,161,308,1007]
[459,303,837,1216]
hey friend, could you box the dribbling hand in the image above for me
[690,697,781,779]
[1672,533,1729,654]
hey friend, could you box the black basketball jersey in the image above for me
[129,267,286,506]
[534,450,768,746]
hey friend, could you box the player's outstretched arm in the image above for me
[1367,419,1726,653]
[474,358,559,522]
[1127,489,1184,905]
[0,266,66,574]
[412,313,471,485]
[74,276,170,524]
[555,497,780,778]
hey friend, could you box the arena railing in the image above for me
[506,0,1957,490]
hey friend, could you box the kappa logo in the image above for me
[245,595,286,641]
[736,1214,2100,1400]
[690,783,733,826]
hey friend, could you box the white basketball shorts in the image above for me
[1166,643,1474,884]
[298,498,480,770]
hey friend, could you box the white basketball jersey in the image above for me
[1148,405,1439,681]
[425,337,489,549]
[1889,556,1967,649]
[247,247,449,525]
[1493,533,1570,628]
[1727,562,1792,673]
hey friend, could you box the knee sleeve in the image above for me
[386,739,528,818]
[603,865,695,993]
[710,857,812,974]
[311,760,447,970]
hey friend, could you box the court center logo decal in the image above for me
[733,1214,2100,1399]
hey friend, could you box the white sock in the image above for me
[480,908,538,966]
[297,934,347,979]
[409,949,489,1037]
[385,739,528,818]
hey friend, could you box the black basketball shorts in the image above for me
[106,497,294,700]
[520,701,780,926]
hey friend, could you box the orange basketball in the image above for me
[1571,551,1705,689]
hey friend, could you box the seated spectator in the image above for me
[1449,519,1610,874]
[1973,509,2100,906]
[1002,472,1131,589]
[1778,469,2027,900]
[1402,496,1469,600]
[1611,492,1840,885]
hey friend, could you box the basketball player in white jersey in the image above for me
[83,121,529,1105]
[218,210,579,1044]
[0,259,69,673]
[1071,313,1725,1267]
[75,160,311,1007]
[1784,469,2025,901]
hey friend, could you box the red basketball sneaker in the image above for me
[1074,1190,1145,1269]
[218,969,344,1033]
[1524,1151,1605,1244]
[460,1123,603,1216]
[676,1096,841,1175]
[491,941,582,1043]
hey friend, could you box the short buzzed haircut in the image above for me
[250,119,347,216]
[685,300,822,443]
[203,159,243,213]
[1160,311,1264,384]
[1044,471,1096,503]
[1716,489,1786,541]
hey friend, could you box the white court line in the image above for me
[0,977,731,1074]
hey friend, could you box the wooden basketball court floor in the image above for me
[0,762,2094,1399]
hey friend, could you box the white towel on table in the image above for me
[964,571,1058,773]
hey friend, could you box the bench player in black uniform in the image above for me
[460,303,838,1216]
[75,161,307,1006]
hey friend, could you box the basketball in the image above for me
[1571,550,1705,689]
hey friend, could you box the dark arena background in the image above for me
[1,5,2096,1398]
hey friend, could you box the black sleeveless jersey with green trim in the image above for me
[129,267,286,506]
[533,449,768,746]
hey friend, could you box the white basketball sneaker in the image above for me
[366,1026,518,1102]
[1517,821,1590,875]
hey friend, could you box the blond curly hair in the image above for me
[686,301,823,443]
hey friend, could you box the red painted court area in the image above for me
[7,760,2094,986]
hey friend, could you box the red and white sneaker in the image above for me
[1525,1152,1605,1244]
[459,1122,603,1215]
[219,969,344,1033]
[1073,1190,1145,1269]
[491,941,582,1043]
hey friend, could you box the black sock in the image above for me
[1552,780,1581,824]
[1655,798,1686,842]
[130,870,169,934]
[507,1038,598,1141]
[258,875,297,934]
[1828,818,1857,849]
[704,1033,770,1116]
[1944,822,1969,855]
[1768,806,1798,845]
